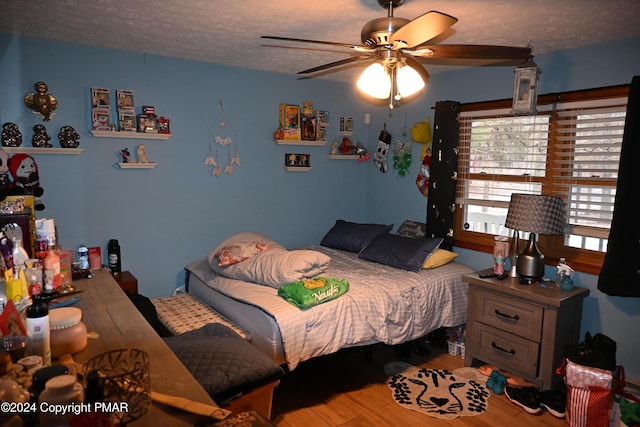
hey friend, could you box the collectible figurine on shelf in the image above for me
[32,124,52,148]
[8,153,45,210]
[24,81,58,121]
[137,144,148,163]
[120,147,131,163]
[58,125,80,148]
[1,123,22,147]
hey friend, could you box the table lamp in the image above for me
[504,193,564,283]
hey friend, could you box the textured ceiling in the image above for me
[1,0,639,82]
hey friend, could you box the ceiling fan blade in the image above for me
[410,44,532,61]
[297,55,373,75]
[390,11,458,49]
[261,35,356,49]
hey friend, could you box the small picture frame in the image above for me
[92,107,111,130]
[91,87,110,108]
[285,153,310,167]
[116,89,135,112]
[137,114,158,133]
[118,111,137,132]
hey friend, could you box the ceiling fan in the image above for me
[261,0,532,108]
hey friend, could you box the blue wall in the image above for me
[1,34,639,380]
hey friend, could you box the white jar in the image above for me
[39,374,84,426]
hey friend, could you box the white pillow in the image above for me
[206,232,330,287]
[207,232,284,271]
[216,247,331,288]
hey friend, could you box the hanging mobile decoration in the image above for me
[206,100,240,177]
[374,124,391,173]
[392,114,413,177]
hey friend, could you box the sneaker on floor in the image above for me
[540,389,566,418]
[504,386,542,415]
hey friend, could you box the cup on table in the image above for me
[3,335,28,363]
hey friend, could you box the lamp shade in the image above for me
[357,62,391,99]
[505,193,564,235]
[397,64,425,98]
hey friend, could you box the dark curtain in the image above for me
[597,75,640,297]
[426,100,460,251]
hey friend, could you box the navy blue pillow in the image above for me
[358,234,443,272]
[320,220,393,253]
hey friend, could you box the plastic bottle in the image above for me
[107,239,121,275]
[26,294,51,366]
[77,244,89,270]
[43,245,61,292]
[556,257,567,284]
[11,238,29,270]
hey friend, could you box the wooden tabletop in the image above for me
[70,268,224,426]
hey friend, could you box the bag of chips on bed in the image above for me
[277,277,349,309]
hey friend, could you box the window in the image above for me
[454,85,630,275]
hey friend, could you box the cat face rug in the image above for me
[387,365,490,419]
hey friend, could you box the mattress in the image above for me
[186,245,472,370]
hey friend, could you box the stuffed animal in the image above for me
[8,153,45,210]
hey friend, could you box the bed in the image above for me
[184,221,473,371]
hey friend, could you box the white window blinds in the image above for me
[457,97,627,251]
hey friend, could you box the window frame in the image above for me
[453,84,630,276]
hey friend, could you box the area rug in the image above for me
[386,362,490,419]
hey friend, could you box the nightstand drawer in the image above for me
[473,288,543,341]
[473,323,539,378]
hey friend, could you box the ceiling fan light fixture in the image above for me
[396,63,425,98]
[357,62,391,99]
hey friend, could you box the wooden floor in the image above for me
[271,341,565,427]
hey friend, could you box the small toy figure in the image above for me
[32,124,52,147]
[8,153,45,210]
[1,123,22,147]
[355,142,370,163]
[120,147,131,163]
[137,144,148,163]
[24,81,58,122]
[58,126,80,148]
[339,137,353,154]
[331,141,338,155]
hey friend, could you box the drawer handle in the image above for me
[494,309,520,321]
[491,341,516,355]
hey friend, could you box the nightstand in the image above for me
[114,270,138,294]
[462,270,589,390]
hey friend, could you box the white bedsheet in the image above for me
[186,245,472,370]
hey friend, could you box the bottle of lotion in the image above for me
[26,294,51,366]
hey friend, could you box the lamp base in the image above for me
[516,233,545,284]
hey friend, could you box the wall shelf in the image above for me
[275,139,326,146]
[91,130,171,140]
[284,166,310,172]
[327,154,360,160]
[337,131,353,137]
[117,162,157,169]
[2,147,84,155]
